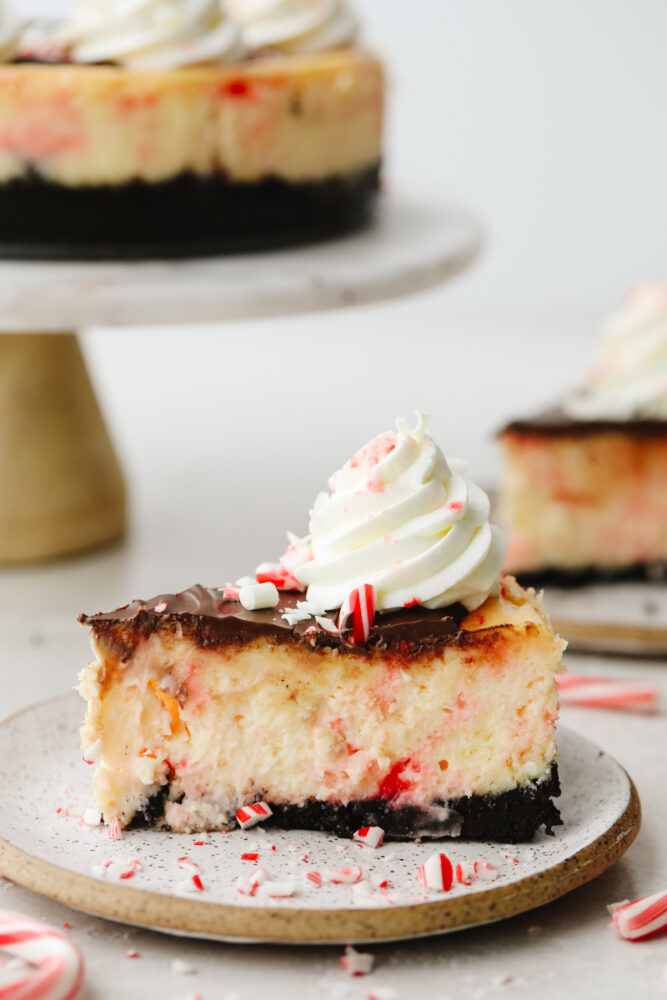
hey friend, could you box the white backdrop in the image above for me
[13,0,667,593]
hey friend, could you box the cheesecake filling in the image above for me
[79,579,564,835]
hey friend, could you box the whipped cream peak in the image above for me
[63,0,245,70]
[0,0,21,62]
[564,281,667,421]
[296,413,507,613]
[226,0,357,54]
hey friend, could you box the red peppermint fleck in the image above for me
[403,598,420,608]
[448,501,463,512]
[242,853,259,862]
[192,874,204,891]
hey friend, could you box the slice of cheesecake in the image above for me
[498,284,667,582]
[79,413,565,842]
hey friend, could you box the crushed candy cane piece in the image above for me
[154,601,168,613]
[338,583,376,644]
[417,852,453,892]
[241,853,259,862]
[236,802,273,830]
[107,816,121,840]
[257,880,296,898]
[612,890,667,940]
[126,950,139,959]
[556,674,658,712]
[353,826,385,849]
[256,561,304,592]
[222,585,240,601]
[340,945,374,976]
[239,583,279,611]
[83,808,101,826]
[474,858,498,882]
[83,739,102,765]
[455,860,475,885]
[306,871,323,887]
[325,865,362,885]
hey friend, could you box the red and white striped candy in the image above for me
[612,890,667,940]
[352,826,385,849]
[0,910,84,1000]
[340,945,374,976]
[557,674,658,712]
[455,860,475,885]
[324,865,363,885]
[235,802,273,830]
[255,562,304,592]
[474,858,498,882]
[338,584,376,644]
[107,816,121,841]
[417,852,453,892]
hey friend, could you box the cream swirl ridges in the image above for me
[296,413,507,613]
[226,0,357,54]
[0,0,21,62]
[64,0,245,70]
[564,281,667,421]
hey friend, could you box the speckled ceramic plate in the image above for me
[544,581,667,655]
[0,693,640,945]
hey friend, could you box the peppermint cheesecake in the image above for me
[499,283,667,582]
[79,414,565,842]
[0,0,383,256]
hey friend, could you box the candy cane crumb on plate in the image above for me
[0,910,84,1000]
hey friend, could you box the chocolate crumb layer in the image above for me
[80,584,469,656]
[0,166,380,260]
[500,406,667,438]
[128,766,561,843]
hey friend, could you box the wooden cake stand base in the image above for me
[0,333,126,563]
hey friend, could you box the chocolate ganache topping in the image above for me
[79,584,467,654]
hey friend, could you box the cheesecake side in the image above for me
[79,577,564,842]
[499,412,667,579]
[0,50,383,252]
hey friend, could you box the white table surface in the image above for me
[1,310,666,999]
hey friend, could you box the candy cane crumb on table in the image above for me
[611,891,667,940]
[0,910,84,1000]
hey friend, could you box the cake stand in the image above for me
[0,191,481,563]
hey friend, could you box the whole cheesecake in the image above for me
[0,1,384,257]
[79,414,565,842]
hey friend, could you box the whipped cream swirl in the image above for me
[564,281,667,421]
[295,413,507,613]
[225,0,357,54]
[0,1,21,61]
[64,0,245,70]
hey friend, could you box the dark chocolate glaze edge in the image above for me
[499,405,667,438]
[79,584,470,655]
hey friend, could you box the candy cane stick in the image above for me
[612,890,667,940]
[0,910,84,1000]
[338,584,376,645]
[556,675,658,712]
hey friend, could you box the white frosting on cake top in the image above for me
[564,282,667,421]
[0,0,21,61]
[295,413,507,613]
[225,0,357,54]
[63,0,245,69]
